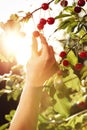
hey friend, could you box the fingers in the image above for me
[39,33,48,46]
[39,33,50,56]
[49,46,55,58]
[49,46,59,72]
[31,33,48,57]
[31,35,38,56]
[31,33,54,59]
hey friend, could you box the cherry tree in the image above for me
[0,0,87,130]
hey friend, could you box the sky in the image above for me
[0,0,39,21]
[0,0,53,22]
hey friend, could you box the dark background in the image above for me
[0,61,18,125]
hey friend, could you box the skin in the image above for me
[9,33,58,130]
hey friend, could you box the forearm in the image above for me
[9,83,43,130]
[9,32,58,130]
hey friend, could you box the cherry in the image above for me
[47,17,55,25]
[77,0,85,6]
[79,51,87,58]
[40,18,46,25]
[37,23,44,30]
[59,51,67,58]
[86,52,87,56]
[41,3,49,10]
[33,31,40,37]
[62,60,69,66]
[74,6,81,13]
[74,63,83,70]
[60,0,68,7]
[77,101,86,110]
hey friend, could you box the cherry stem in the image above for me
[31,7,42,15]
[31,0,54,15]
[48,0,54,4]
[19,0,55,22]
[79,32,87,41]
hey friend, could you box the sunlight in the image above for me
[0,0,63,66]
[3,30,32,66]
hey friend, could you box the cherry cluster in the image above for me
[37,17,55,30]
[37,3,55,30]
[33,0,87,34]
[74,0,87,13]
[59,50,87,70]
[59,0,87,13]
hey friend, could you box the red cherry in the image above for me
[77,0,85,6]
[47,17,55,25]
[37,23,44,30]
[40,18,46,25]
[33,31,39,37]
[41,3,49,10]
[59,51,67,58]
[74,6,81,13]
[74,63,83,70]
[62,60,69,66]
[60,0,68,7]
[77,101,86,109]
[86,52,87,56]
[79,51,87,58]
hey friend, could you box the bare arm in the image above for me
[9,33,58,130]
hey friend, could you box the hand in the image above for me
[26,33,58,87]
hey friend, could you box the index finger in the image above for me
[39,33,48,46]
[39,33,50,55]
[31,35,38,56]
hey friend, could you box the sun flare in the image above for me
[3,30,32,66]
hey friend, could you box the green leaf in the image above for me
[12,88,21,101]
[80,66,87,75]
[0,123,9,130]
[58,17,77,30]
[66,115,83,129]
[5,115,11,122]
[67,21,78,33]
[10,110,15,117]
[55,14,71,19]
[58,20,70,30]
[67,50,78,66]
[81,71,87,80]
[63,68,81,91]
[5,110,15,122]
[54,95,70,117]
[64,6,75,13]
[54,0,61,4]
[80,66,87,79]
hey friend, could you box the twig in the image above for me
[47,109,87,125]
[31,0,54,15]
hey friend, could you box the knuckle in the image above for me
[45,54,51,62]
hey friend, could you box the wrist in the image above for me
[23,83,43,104]
[25,77,44,88]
